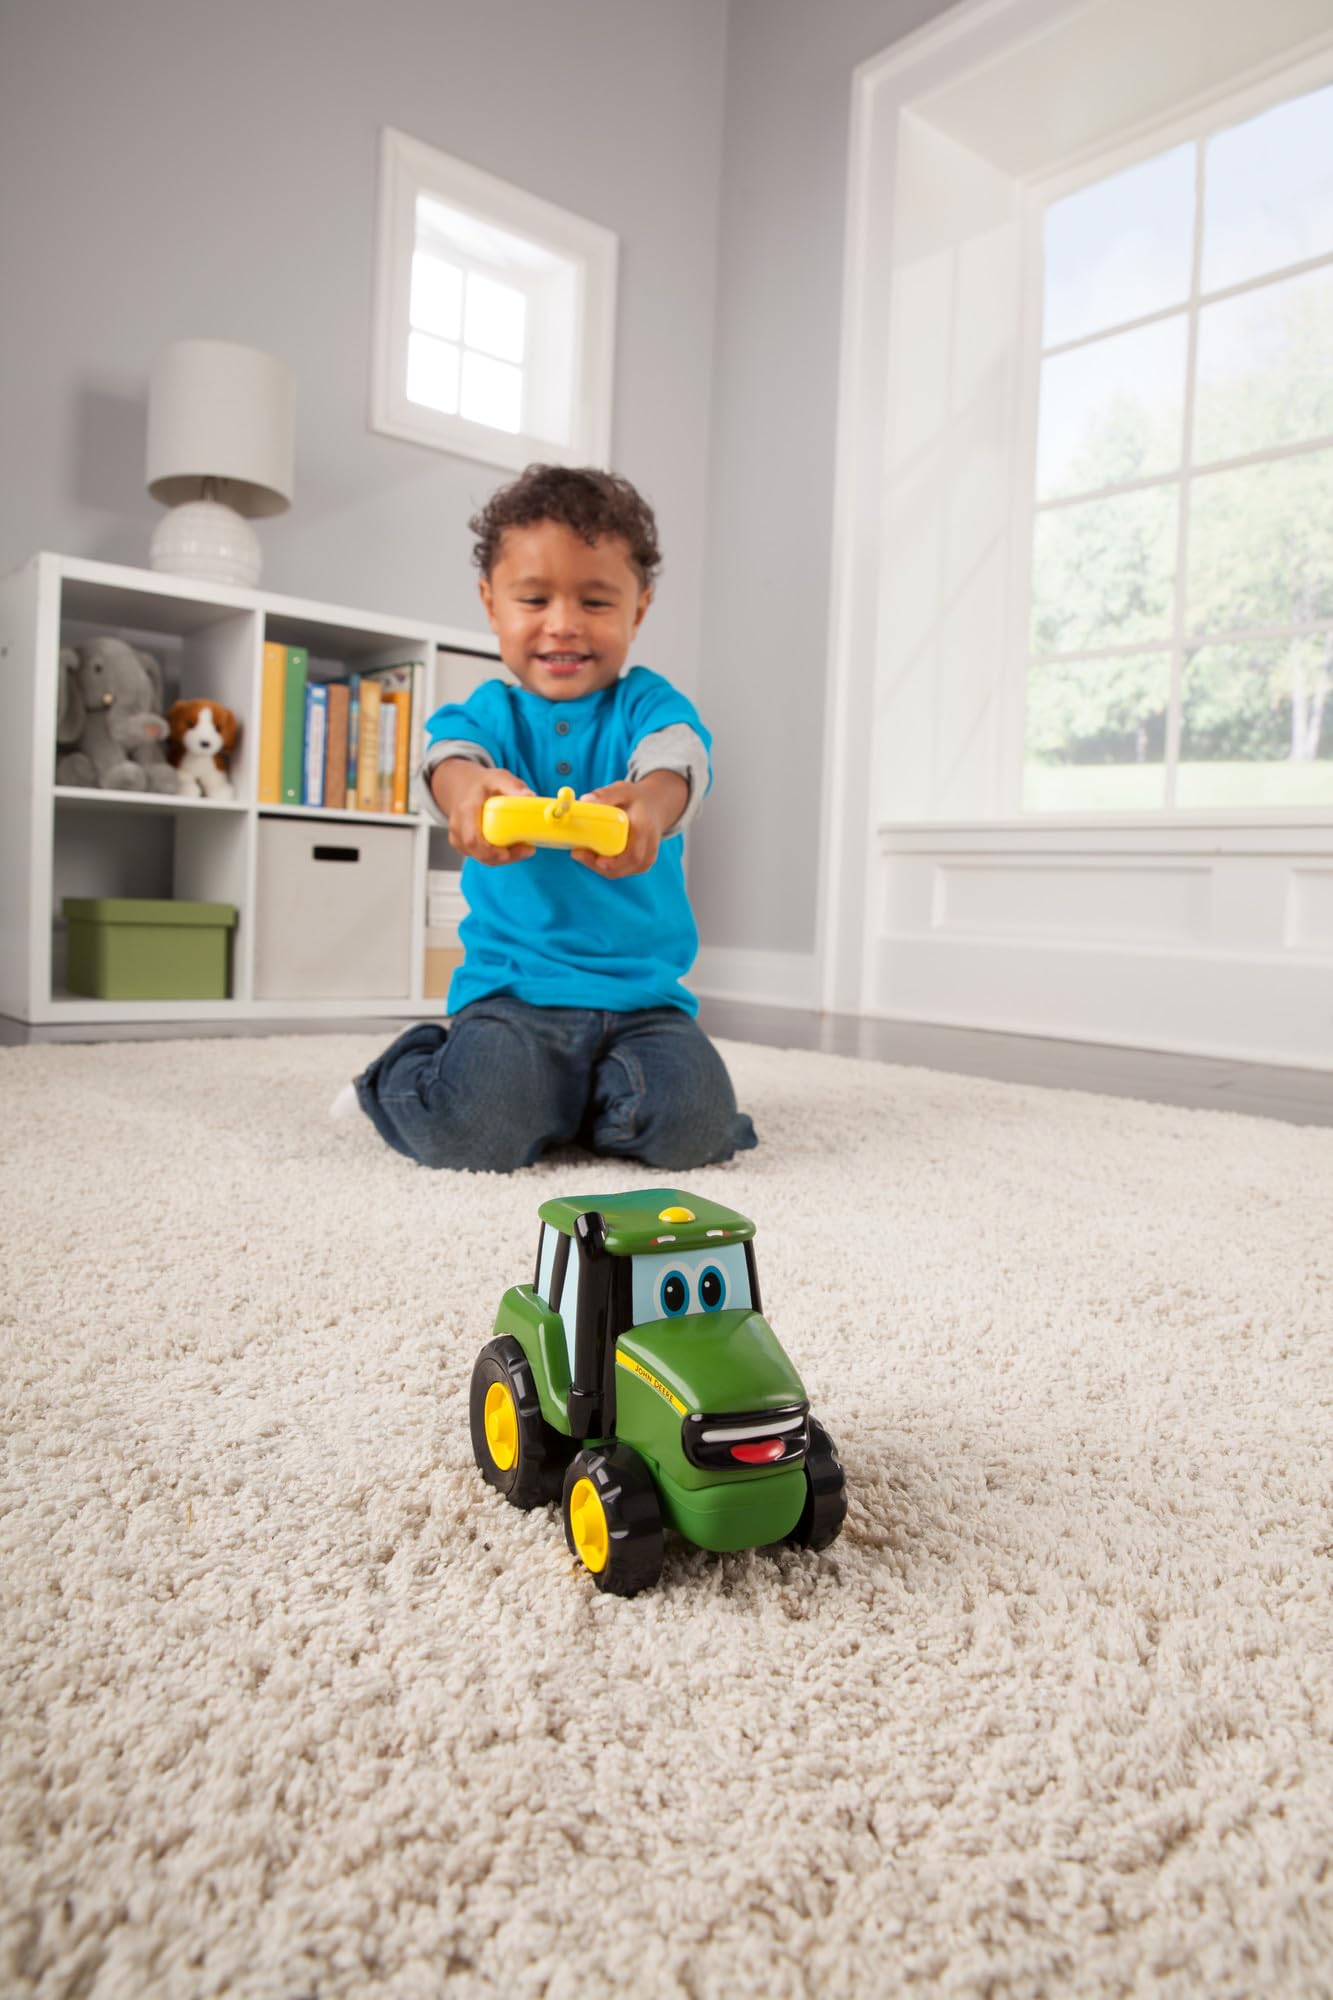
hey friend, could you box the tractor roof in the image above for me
[537,1187,756,1256]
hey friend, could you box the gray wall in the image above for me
[689,0,953,961]
[0,0,727,683]
[1,0,955,965]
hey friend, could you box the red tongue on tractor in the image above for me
[730,1438,786,1464]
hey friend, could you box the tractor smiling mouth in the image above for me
[681,1403,810,1472]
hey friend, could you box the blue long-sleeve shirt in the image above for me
[422,667,712,1016]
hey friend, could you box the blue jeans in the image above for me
[355,997,758,1173]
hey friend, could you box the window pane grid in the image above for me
[410,253,463,341]
[1040,247,1333,363]
[1025,76,1333,814]
[463,272,526,365]
[406,256,528,432]
[404,212,530,432]
[1161,132,1207,807]
[406,330,460,416]
[1034,427,1333,515]
[1037,615,1333,665]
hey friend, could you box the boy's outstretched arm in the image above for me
[572,769,689,878]
[431,757,536,865]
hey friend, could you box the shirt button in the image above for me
[556,760,572,776]
[555,720,570,735]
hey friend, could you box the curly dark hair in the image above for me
[468,464,662,589]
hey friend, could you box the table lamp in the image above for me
[146,339,294,587]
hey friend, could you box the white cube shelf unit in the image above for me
[0,552,498,1026]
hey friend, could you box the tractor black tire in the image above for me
[562,1444,665,1597]
[788,1416,847,1552]
[470,1336,568,1510]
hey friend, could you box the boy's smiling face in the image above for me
[479,519,651,703]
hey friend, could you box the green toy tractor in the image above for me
[469,1188,847,1595]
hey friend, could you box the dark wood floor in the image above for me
[3,997,1329,1127]
[695,997,1333,1128]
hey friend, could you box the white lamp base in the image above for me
[150,500,262,588]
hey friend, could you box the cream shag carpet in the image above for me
[2,1033,1331,2000]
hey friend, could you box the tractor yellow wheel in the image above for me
[561,1447,664,1596]
[483,1381,518,1472]
[469,1337,569,1509]
[566,1476,610,1573]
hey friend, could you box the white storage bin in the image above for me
[253,817,415,1000]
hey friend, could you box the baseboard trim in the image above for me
[869,934,1333,1072]
[862,1001,1332,1073]
[692,945,820,1011]
[692,934,1333,1072]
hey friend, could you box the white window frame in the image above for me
[371,127,617,472]
[1008,48,1333,816]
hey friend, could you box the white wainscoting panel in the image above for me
[872,821,1333,1068]
[1286,868,1333,953]
[926,860,1213,943]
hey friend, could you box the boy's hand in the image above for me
[572,771,689,879]
[432,759,535,865]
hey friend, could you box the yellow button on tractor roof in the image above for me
[658,1205,695,1224]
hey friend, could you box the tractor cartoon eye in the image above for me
[659,1270,689,1317]
[698,1266,726,1311]
[631,1243,753,1329]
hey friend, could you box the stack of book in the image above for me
[257,644,427,813]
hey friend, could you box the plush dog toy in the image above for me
[168,699,240,800]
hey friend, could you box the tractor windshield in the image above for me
[630,1242,753,1327]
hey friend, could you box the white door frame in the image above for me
[816,0,1075,1014]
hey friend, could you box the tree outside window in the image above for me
[1024,79,1333,812]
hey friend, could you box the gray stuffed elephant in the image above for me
[55,636,188,793]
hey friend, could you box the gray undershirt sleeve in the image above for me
[417,738,493,827]
[627,723,709,836]
[417,723,709,837]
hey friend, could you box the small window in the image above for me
[372,127,617,471]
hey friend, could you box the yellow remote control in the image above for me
[481,786,629,857]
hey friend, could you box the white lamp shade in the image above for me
[147,339,294,518]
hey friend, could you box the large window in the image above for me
[1023,75,1333,812]
[372,129,617,472]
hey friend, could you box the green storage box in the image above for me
[63,897,237,1001]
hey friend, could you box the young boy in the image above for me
[343,464,757,1174]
